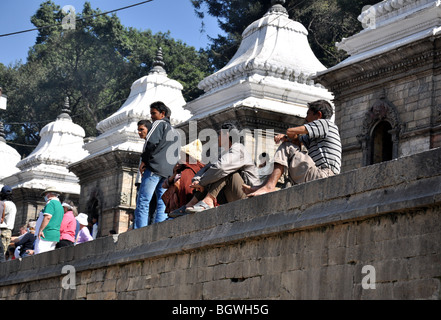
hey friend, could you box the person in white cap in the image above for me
[75,213,93,244]
[34,187,64,254]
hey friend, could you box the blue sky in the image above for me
[0,0,223,66]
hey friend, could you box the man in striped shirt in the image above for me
[246,100,342,197]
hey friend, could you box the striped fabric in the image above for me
[300,119,342,174]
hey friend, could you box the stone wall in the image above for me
[1,147,441,300]
[69,150,140,235]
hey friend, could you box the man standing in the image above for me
[135,119,153,189]
[134,101,179,228]
[245,100,342,196]
[135,119,157,224]
[0,185,17,256]
[34,187,64,254]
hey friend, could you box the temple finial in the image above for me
[58,96,72,120]
[269,0,288,14]
[150,47,166,74]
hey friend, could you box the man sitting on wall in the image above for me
[244,99,342,197]
[185,122,261,213]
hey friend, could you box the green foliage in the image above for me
[0,1,213,157]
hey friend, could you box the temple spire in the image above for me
[268,0,288,15]
[149,47,166,74]
[58,96,72,120]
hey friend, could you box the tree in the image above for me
[0,1,213,157]
[192,0,379,70]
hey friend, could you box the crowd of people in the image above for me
[0,99,342,261]
[132,99,341,227]
[0,186,105,262]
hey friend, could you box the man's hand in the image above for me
[274,133,288,144]
[139,161,146,176]
[274,127,304,145]
[190,181,204,192]
[38,214,52,239]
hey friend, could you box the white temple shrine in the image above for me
[0,122,21,186]
[184,0,333,121]
[2,98,88,227]
[178,0,333,162]
[69,48,191,234]
[2,98,88,194]
[82,47,190,160]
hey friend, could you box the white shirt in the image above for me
[0,200,17,230]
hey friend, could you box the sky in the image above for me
[0,0,223,66]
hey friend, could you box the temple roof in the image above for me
[2,98,88,194]
[82,48,190,158]
[318,0,441,74]
[198,1,327,93]
[185,0,332,120]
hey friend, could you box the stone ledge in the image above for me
[1,147,440,288]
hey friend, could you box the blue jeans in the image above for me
[134,168,168,228]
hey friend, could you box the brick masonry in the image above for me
[0,147,440,300]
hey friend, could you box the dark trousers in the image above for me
[56,239,74,249]
[0,238,5,262]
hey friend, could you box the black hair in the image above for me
[137,119,152,131]
[218,122,243,144]
[150,101,171,117]
[307,100,333,119]
[165,106,171,119]
[0,194,12,201]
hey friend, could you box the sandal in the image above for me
[185,200,213,213]
[168,205,188,218]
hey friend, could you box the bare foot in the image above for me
[247,185,276,197]
[242,184,259,195]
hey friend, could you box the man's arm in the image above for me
[286,125,308,137]
[274,125,308,145]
